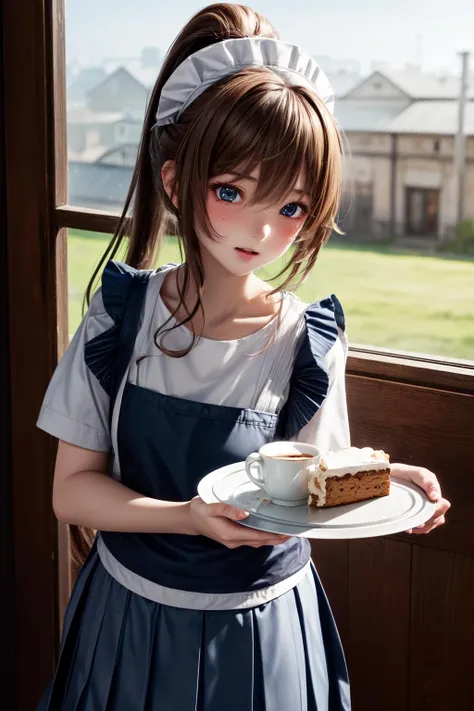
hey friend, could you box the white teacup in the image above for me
[245,442,320,507]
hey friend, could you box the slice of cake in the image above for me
[308,447,391,508]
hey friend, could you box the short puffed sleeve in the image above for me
[276,295,350,452]
[36,261,138,451]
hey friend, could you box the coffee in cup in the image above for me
[245,441,320,506]
[270,452,314,461]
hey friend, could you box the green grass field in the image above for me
[68,230,474,361]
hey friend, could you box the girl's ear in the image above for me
[161,160,178,209]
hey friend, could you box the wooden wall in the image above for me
[312,375,474,711]
[0,4,15,705]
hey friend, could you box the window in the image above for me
[405,187,439,236]
[60,1,474,364]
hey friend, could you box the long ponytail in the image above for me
[84,4,277,303]
[73,4,278,569]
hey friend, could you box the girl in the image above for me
[37,4,450,710]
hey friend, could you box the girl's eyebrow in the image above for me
[290,187,310,198]
[226,172,257,182]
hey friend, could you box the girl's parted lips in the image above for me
[235,247,260,260]
[235,247,259,254]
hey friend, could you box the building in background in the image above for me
[336,69,474,242]
[66,48,160,212]
[66,57,474,243]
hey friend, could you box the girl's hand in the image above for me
[188,497,291,548]
[391,462,451,534]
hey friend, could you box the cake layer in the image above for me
[308,469,391,508]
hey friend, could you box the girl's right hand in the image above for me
[188,497,291,548]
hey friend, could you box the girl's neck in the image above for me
[160,249,282,340]
[202,253,266,311]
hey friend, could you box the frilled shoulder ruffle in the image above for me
[100,260,140,325]
[84,260,147,396]
[276,295,345,439]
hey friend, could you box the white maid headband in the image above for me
[154,37,335,127]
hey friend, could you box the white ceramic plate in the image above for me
[197,461,437,540]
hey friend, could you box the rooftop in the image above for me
[345,68,474,101]
[334,98,410,132]
[380,68,474,100]
[385,100,474,135]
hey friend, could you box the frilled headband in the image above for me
[154,37,335,127]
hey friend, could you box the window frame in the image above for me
[49,8,474,386]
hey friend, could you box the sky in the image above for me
[66,0,474,75]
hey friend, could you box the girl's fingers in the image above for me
[192,499,290,546]
[236,532,290,545]
[426,498,451,523]
[391,464,445,504]
[243,536,291,547]
[206,502,249,521]
[405,510,448,535]
[229,537,291,548]
[412,515,446,534]
[413,497,450,532]
[215,515,289,546]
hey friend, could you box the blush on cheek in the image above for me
[206,196,241,224]
[278,221,304,244]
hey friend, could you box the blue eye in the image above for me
[281,203,305,218]
[216,185,241,203]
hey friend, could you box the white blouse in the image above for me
[37,264,351,455]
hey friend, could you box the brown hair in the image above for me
[76,3,343,566]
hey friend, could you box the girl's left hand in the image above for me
[391,462,451,534]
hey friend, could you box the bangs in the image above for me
[205,68,341,212]
[171,66,343,294]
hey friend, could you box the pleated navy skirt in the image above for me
[38,545,350,710]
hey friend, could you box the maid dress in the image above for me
[36,260,351,711]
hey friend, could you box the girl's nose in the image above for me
[254,222,272,241]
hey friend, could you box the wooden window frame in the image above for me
[2,2,473,709]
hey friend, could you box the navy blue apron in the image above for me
[38,261,350,710]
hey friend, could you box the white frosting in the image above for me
[308,447,390,507]
[319,447,389,474]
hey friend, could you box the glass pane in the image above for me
[65,2,474,362]
[68,230,474,361]
[66,2,165,210]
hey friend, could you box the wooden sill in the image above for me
[55,204,122,233]
[348,348,474,394]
